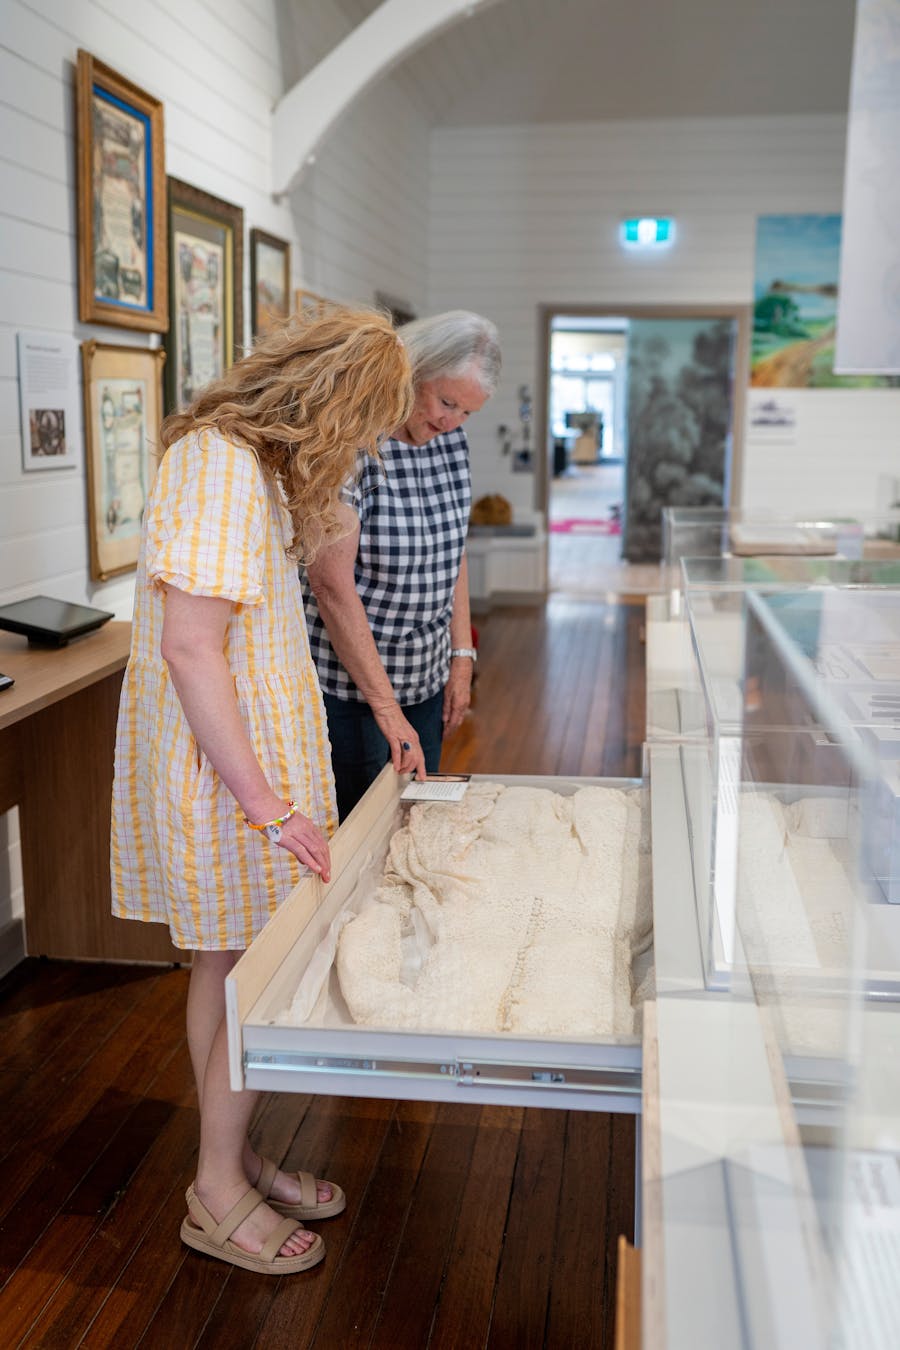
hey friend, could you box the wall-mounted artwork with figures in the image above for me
[75,50,168,332]
[250,229,291,338]
[81,341,165,581]
[165,178,244,411]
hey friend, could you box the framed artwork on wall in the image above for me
[75,50,168,332]
[81,340,166,581]
[250,228,291,338]
[165,177,244,411]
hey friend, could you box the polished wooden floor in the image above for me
[0,596,645,1349]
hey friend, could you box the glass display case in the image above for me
[653,583,900,993]
[661,507,865,592]
[647,554,900,745]
[645,586,746,744]
[727,587,900,1347]
[646,586,900,1349]
[681,554,900,592]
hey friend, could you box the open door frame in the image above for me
[535,302,752,530]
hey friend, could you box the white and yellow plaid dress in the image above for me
[111,428,337,950]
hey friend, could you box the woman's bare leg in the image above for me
[187,950,315,1257]
[186,949,236,1109]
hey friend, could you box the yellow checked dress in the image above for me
[111,429,337,950]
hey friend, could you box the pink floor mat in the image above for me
[549,518,622,535]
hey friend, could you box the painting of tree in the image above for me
[622,317,737,562]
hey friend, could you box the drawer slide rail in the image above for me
[243,1050,642,1100]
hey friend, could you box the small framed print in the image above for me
[250,228,291,338]
[166,177,244,410]
[81,340,165,581]
[75,50,168,332]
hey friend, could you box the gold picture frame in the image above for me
[250,228,291,338]
[81,340,165,581]
[165,176,244,411]
[75,50,168,332]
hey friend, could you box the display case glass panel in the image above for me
[681,554,900,592]
[662,506,865,596]
[733,588,900,1347]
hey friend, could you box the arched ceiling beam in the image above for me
[272,0,500,198]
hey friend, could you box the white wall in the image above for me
[426,114,900,512]
[0,0,430,944]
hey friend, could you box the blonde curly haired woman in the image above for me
[110,308,412,1275]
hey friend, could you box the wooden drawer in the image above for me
[226,767,646,1113]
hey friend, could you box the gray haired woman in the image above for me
[302,309,502,819]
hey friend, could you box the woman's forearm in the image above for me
[449,553,472,649]
[161,587,287,825]
[159,568,332,877]
[165,650,286,824]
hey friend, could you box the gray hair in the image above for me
[397,310,502,396]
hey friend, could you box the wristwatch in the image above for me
[450,647,478,662]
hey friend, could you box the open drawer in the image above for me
[226,767,647,1113]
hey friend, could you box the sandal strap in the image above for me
[259,1216,308,1263]
[296,1170,318,1208]
[256,1157,278,1200]
[210,1187,266,1247]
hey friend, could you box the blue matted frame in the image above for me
[76,49,168,333]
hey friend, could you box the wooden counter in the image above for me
[0,622,188,963]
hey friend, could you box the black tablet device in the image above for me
[0,596,115,647]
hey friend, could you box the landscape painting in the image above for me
[752,214,899,388]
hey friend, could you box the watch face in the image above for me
[264,822,283,844]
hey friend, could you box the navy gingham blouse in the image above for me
[302,428,472,705]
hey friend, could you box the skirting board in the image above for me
[0,917,25,980]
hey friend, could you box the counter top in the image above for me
[0,622,132,731]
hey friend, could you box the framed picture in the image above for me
[250,228,291,337]
[75,50,168,332]
[81,340,165,581]
[166,177,244,411]
[295,288,336,319]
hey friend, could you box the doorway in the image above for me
[538,304,749,594]
[547,321,628,590]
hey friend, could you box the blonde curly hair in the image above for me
[160,306,412,561]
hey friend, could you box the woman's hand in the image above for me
[275,810,332,882]
[370,699,427,781]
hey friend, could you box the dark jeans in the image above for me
[324,690,444,821]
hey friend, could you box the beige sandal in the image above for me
[180,1183,325,1274]
[257,1158,347,1221]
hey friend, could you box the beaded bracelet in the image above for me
[244,799,297,844]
